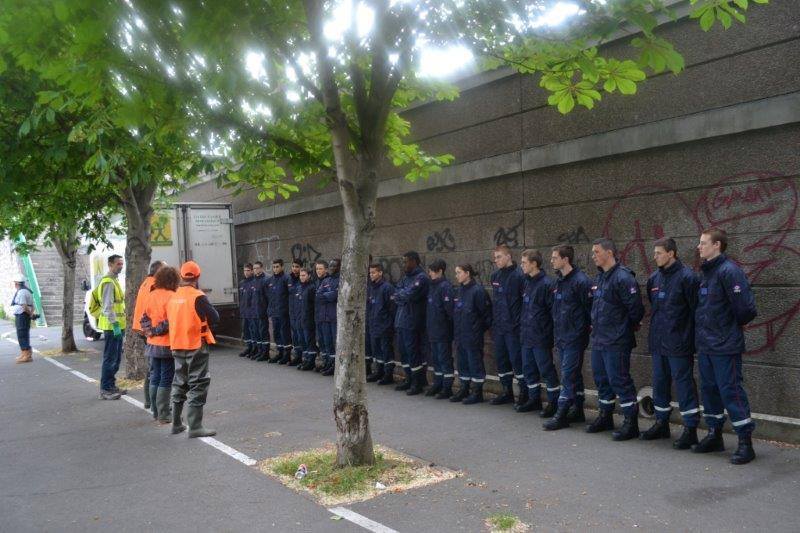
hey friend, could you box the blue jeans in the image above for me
[397,328,424,377]
[591,348,638,417]
[15,313,31,350]
[429,341,454,388]
[492,331,525,389]
[652,353,700,427]
[456,343,485,386]
[101,331,124,391]
[522,346,560,402]
[557,347,585,408]
[150,357,175,388]
[698,353,754,436]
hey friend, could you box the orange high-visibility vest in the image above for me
[132,276,156,333]
[142,288,174,347]
[167,285,216,350]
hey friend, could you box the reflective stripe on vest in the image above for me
[132,276,155,333]
[167,286,216,350]
[96,276,126,331]
[143,288,173,347]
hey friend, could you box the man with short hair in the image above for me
[366,263,396,384]
[517,250,560,416]
[317,259,341,376]
[287,259,304,365]
[586,238,645,441]
[642,238,701,449]
[425,259,455,398]
[313,260,330,372]
[267,259,293,364]
[392,251,430,394]
[132,260,165,407]
[250,261,270,361]
[97,254,126,400]
[544,245,592,431]
[693,229,758,464]
[238,263,255,358]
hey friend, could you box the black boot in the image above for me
[406,373,424,396]
[239,344,252,358]
[257,347,271,362]
[730,434,755,465]
[377,368,395,385]
[247,346,259,360]
[515,396,542,413]
[171,402,186,435]
[278,348,292,365]
[435,385,453,400]
[640,419,671,441]
[267,348,281,363]
[394,374,411,391]
[462,383,484,405]
[691,427,725,453]
[515,386,529,408]
[450,382,470,402]
[567,404,586,423]
[365,359,372,377]
[367,366,385,383]
[540,401,558,418]
[321,359,335,376]
[425,381,443,397]
[543,404,570,431]
[612,415,640,441]
[187,405,216,438]
[490,384,514,405]
[300,358,316,371]
[586,411,615,433]
[673,426,699,450]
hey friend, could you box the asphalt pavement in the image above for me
[1,323,798,532]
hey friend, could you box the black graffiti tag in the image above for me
[494,218,523,248]
[426,228,456,252]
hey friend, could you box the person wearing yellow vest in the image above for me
[97,254,126,400]
[132,260,165,409]
[167,261,219,437]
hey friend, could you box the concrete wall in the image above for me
[177,6,800,438]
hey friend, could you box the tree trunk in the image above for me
[119,181,156,380]
[333,160,379,467]
[53,235,78,353]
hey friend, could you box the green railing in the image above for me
[14,235,47,328]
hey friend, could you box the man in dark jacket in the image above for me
[317,259,341,376]
[425,259,455,398]
[586,238,645,441]
[543,245,592,431]
[641,238,701,449]
[250,261,270,361]
[451,263,492,404]
[392,251,430,394]
[296,267,318,371]
[287,259,303,365]
[693,229,758,465]
[267,259,293,364]
[489,245,527,407]
[366,263,396,384]
[238,263,255,358]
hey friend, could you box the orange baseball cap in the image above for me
[180,261,201,279]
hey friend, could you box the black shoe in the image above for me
[515,397,542,413]
[539,401,558,419]
[287,355,301,367]
[366,369,384,383]
[673,426,699,450]
[255,349,270,362]
[543,405,570,431]
[515,387,529,408]
[377,372,395,385]
[450,384,470,402]
[321,361,335,376]
[586,411,615,433]
[435,388,453,400]
[462,388,484,405]
[691,428,725,453]
[567,404,586,423]
[406,375,424,396]
[490,386,514,406]
[640,419,671,441]
[730,434,755,465]
[277,351,290,364]
[394,377,411,391]
[425,383,443,397]
[612,415,640,441]
[239,346,252,357]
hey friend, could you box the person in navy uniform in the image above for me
[451,263,493,405]
[586,238,645,441]
[517,250,560,417]
[366,263,396,385]
[238,263,255,358]
[250,261,270,361]
[693,228,758,464]
[543,245,592,431]
[266,259,293,365]
[296,267,318,371]
[287,259,304,365]
[641,237,701,449]
[392,251,430,395]
[317,259,341,376]
[489,245,527,408]
[425,259,455,399]
[313,260,329,372]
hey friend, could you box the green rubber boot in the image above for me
[155,387,172,424]
[149,385,158,419]
[187,405,216,438]
[171,402,187,435]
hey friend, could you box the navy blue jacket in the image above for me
[296,279,316,331]
[453,280,492,349]
[250,273,269,317]
[590,263,645,350]
[426,277,454,343]
[695,254,757,356]
[552,267,593,351]
[367,277,395,338]
[647,260,699,357]
[316,272,339,323]
[520,271,555,349]
[287,273,301,325]
[491,263,525,334]
[393,267,429,331]
[238,277,254,319]
[267,272,290,318]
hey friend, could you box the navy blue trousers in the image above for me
[249,318,269,352]
[652,353,700,427]
[456,343,485,386]
[556,347,585,409]
[429,341,454,388]
[270,315,292,355]
[698,353,754,436]
[15,313,31,350]
[522,346,560,403]
[370,335,394,371]
[100,331,123,391]
[317,321,336,363]
[150,357,175,388]
[591,348,638,417]
[492,331,525,389]
[397,328,424,377]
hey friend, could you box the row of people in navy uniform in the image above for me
[238,228,758,465]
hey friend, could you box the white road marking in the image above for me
[70,369,97,383]
[199,437,257,466]
[122,395,146,410]
[45,357,71,371]
[328,507,400,533]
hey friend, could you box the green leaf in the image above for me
[700,8,715,30]
[45,108,55,123]
[733,0,748,8]
[603,79,617,92]
[18,118,31,136]
[54,1,69,22]
[717,8,732,29]
[617,79,638,94]
[557,94,575,114]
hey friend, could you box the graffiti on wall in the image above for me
[425,228,456,252]
[602,170,799,355]
[557,225,592,245]
[290,242,323,265]
[494,217,524,248]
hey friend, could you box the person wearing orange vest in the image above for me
[132,261,165,409]
[139,266,179,424]
[167,261,219,438]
